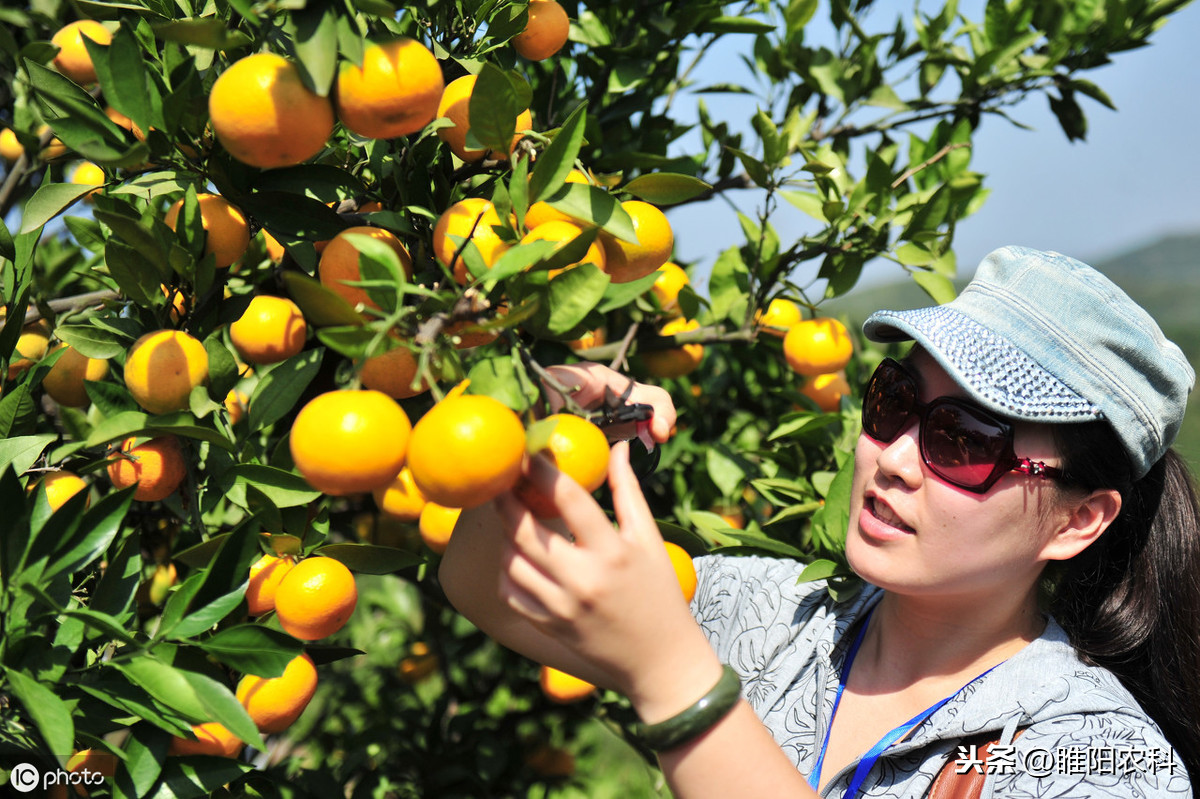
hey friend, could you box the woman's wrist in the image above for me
[631,664,742,751]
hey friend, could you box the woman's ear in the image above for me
[1039,488,1123,562]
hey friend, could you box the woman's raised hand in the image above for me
[496,440,723,722]
[542,362,677,445]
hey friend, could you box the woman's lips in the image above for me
[865,495,915,534]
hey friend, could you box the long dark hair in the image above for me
[1048,420,1200,778]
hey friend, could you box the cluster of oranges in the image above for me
[757,299,854,411]
[168,552,357,758]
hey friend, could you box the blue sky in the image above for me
[666,1,1200,291]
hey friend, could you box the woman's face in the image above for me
[846,350,1069,599]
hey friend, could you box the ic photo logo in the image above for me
[8,762,40,793]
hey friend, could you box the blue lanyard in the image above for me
[806,610,1002,798]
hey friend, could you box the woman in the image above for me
[440,245,1198,797]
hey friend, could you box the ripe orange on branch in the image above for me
[123,329,209,414]
[318,226,413,310]
[208,53,334,169]
[236,653,318,733]
[229,295,307,365]
[107,436,186,502]
[168,722,243,758]
[8,322,50,379]
[51,20,112,86]
[651,261,689,314]
[782,317,853,376]
[359,342,429,399]
[418,502,462,554]
[274,556,358,641]
[756,298,803,336]
[539,665,596,704]
[664,541,698,602]
[641,317,703,379]
[432,198,512,284]
[519,220,606,277]
[336,38,444,139]
[800,371,851,412]
[42,344,109,408]
[289,390,410,496]
[436,74,532,163]
[164,193,250,270]
[598,201,674,284]
[372,466,427,521]
[407,393,526,508]
[245,553,296,616]
[513,0,571,61]
[35,471,89,512]
[525,168,590,228]
[514,414,610,518]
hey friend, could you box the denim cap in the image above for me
[862,245,1195,479]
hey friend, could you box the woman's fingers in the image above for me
[521,453,617,551]
[608,441,661,545]
[543,363,677,444]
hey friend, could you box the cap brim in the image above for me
[864,306,1101,423]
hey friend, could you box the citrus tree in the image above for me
[0,0,1188,795]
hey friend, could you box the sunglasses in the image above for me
[861,358,1064,493]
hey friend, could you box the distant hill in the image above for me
[826,233,1200,467]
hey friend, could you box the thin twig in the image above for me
[891,142,971,189]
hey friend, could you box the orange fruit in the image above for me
[318,226,413,310]
[418,502,462,554]
[398,641,439,683]
[66,747,117,794]
[0,128,23,162]
[208,52,334,169]
[524,743,577,778]
[664,541,698,603]
[107,436,186,502]
[641,317,703,379]
[359,341,429,398]
[123,329,209,414]
[432,198,512,284]
[525,168,590,228]
[519,220,605,278]
[105,105,135,133]
[262,230,286,263]
[539,665,595,704]
[146,561,177,606]
[757,298,803,336]
[651,261,689,314]
[372,467,427,521]
[245,553,296,616]
[273,556,358,640]
[513,0,571,61]
[36,471,89,512]
[8,322,50,379]
[514,414,610,518]
[800,371,851,412]
[782,317,853,376]
[224,388,249,425]
[406,393,526,508]
[51,20,112,86]
[229,295,307,365]
[236,652,318,733]
[289,390,411,495]
[567,327,606,351]
[436,74,531,162]
[164,193,251,269]
[168,722,243,758]
[160,284,190,322]
[41,344,109,408]
[70,161,105,201]
[598,201,674,283]
[336,38,444,139]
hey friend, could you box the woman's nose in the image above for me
[874,419,924,488]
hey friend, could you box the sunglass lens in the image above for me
[864,362,917,441]
[921,403,1009,489]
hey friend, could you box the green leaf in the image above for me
[466,64,525,154]
[697,16,775,34]
[87,21,161,136]
[104,239,164,307]
[168,581,249,638]
[247,349,323,432]
[111,658,206,724]
[20,182,95,234]
[545,264,611,335]
[623,173,712,206]
[316,543,424,574]
[0,434,55,476]
[280,270,364,328]
[538,184,636,243]
[197,625,302,677]
[292,3,339,96]
[706,444,746,498]
[53,323,127,359]
[152,18,252,49]
[796,557,851,583]
[3,667,74,754]
[528,104,587,204]
[912,270,958,304]
[707,246,750,324]
[231,464,321,508]
[43,486,133,581]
